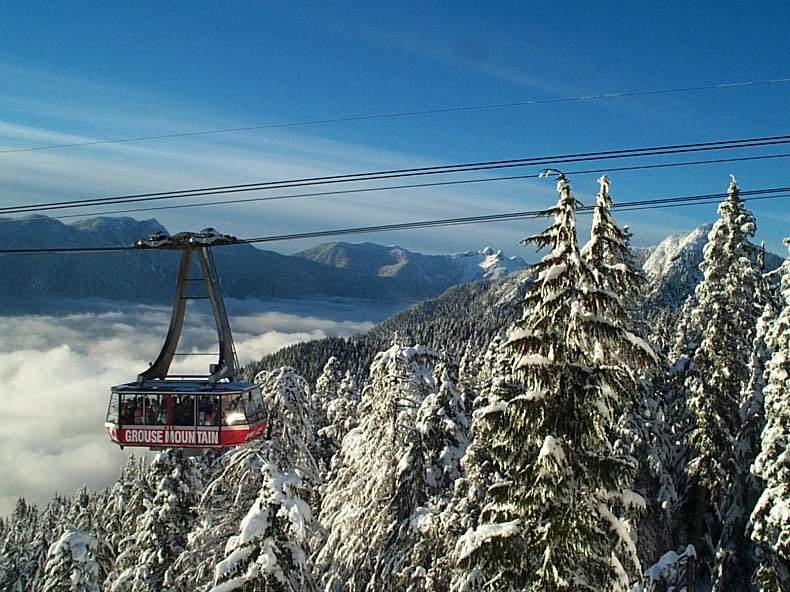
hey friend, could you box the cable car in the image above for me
[105,229,267,449]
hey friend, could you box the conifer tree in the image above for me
[0,498,35,591]
[41,525,101,592]
[712,299,777,591]
[457,343,483,412]
[418,357,469,495]
[170,367,316,592]
[167,447,262,591]
[314,343,442,591]
[255,367,317,489]
[21,500,63,592]
[207,442,316,592]
[750,241,790,592]
[65,487,114,585]
[583,177,673,563]
[373,355,471,592]
[313,356,343,425]
[320,370,360,448]
[102,456,141,555]
[110,450,201,592]
[312,357,345,475]
[684,176,762,565]
[207,368,318,592]
[457,173,651,591]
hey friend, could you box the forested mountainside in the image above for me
[248,222,781,384]
[0,216,527,310]
[2,176,789,592]
[246,274,528,384]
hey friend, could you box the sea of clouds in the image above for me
[0,298,403,515]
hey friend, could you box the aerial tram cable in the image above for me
[2,133,789,215]
[2,151,789,225]
[2,185,790,256]
[105,229,267,449]
[236,189,790,245]
[1,76,788,155]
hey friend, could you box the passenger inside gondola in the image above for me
[145,394,166,425]
[198,395,220,426]
[173,395,194,426]
[120,395,144,425]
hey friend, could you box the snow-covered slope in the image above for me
[642,224,711,282]
[642,224,712,309]
[641,224,782,309]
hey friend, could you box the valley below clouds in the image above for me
[0,297,402,515]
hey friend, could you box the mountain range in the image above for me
[1,215,781,315]
[0,216,527,312]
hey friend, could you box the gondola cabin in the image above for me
[106,381,267,449]
[106,230,267,450]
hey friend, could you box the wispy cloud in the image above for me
[0,65,561,253]
[0,62,705,255]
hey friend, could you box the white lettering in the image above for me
[197,431,219,445]
[122,428,219,446]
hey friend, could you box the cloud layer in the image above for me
[0,299,384,515]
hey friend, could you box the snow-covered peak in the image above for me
[452,247,527,281]
[642,224,712,281]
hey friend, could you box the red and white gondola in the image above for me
[105,229,267,449]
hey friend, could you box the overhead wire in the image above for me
[1,185,788,255]
[237,188,790,244]
[2,134,789,215]
[1,76,789,155]
[2,151,790,225]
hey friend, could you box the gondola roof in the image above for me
[112,380,256,394]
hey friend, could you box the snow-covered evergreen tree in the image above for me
[100,457,141,555]
[750,241,790,592]
[457,173,652,591]
[580,177,675,565]
[712,299,777,591]
[446,337,513,570]
[313,357,342,424]
[311,357,344,475]
[320,370,360,451]
[64,487,114,585]
[417,357,469,495]
[372,355,471,592]
[0,498,37,591]
[21,499,65,592]
[110,450,201,592]
[207,368,318,592]
[684,176,762,566]
[255,367,317,488]
[167,448,261,591]
[41,525,101,592]
[207,443,316,592]
[314,343,443,591]
[170,367,316,592]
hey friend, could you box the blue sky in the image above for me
[1,1,789,256]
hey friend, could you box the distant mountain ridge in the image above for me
[0,215,781,314]
[0,216,528,312]
[295,242,526,293]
